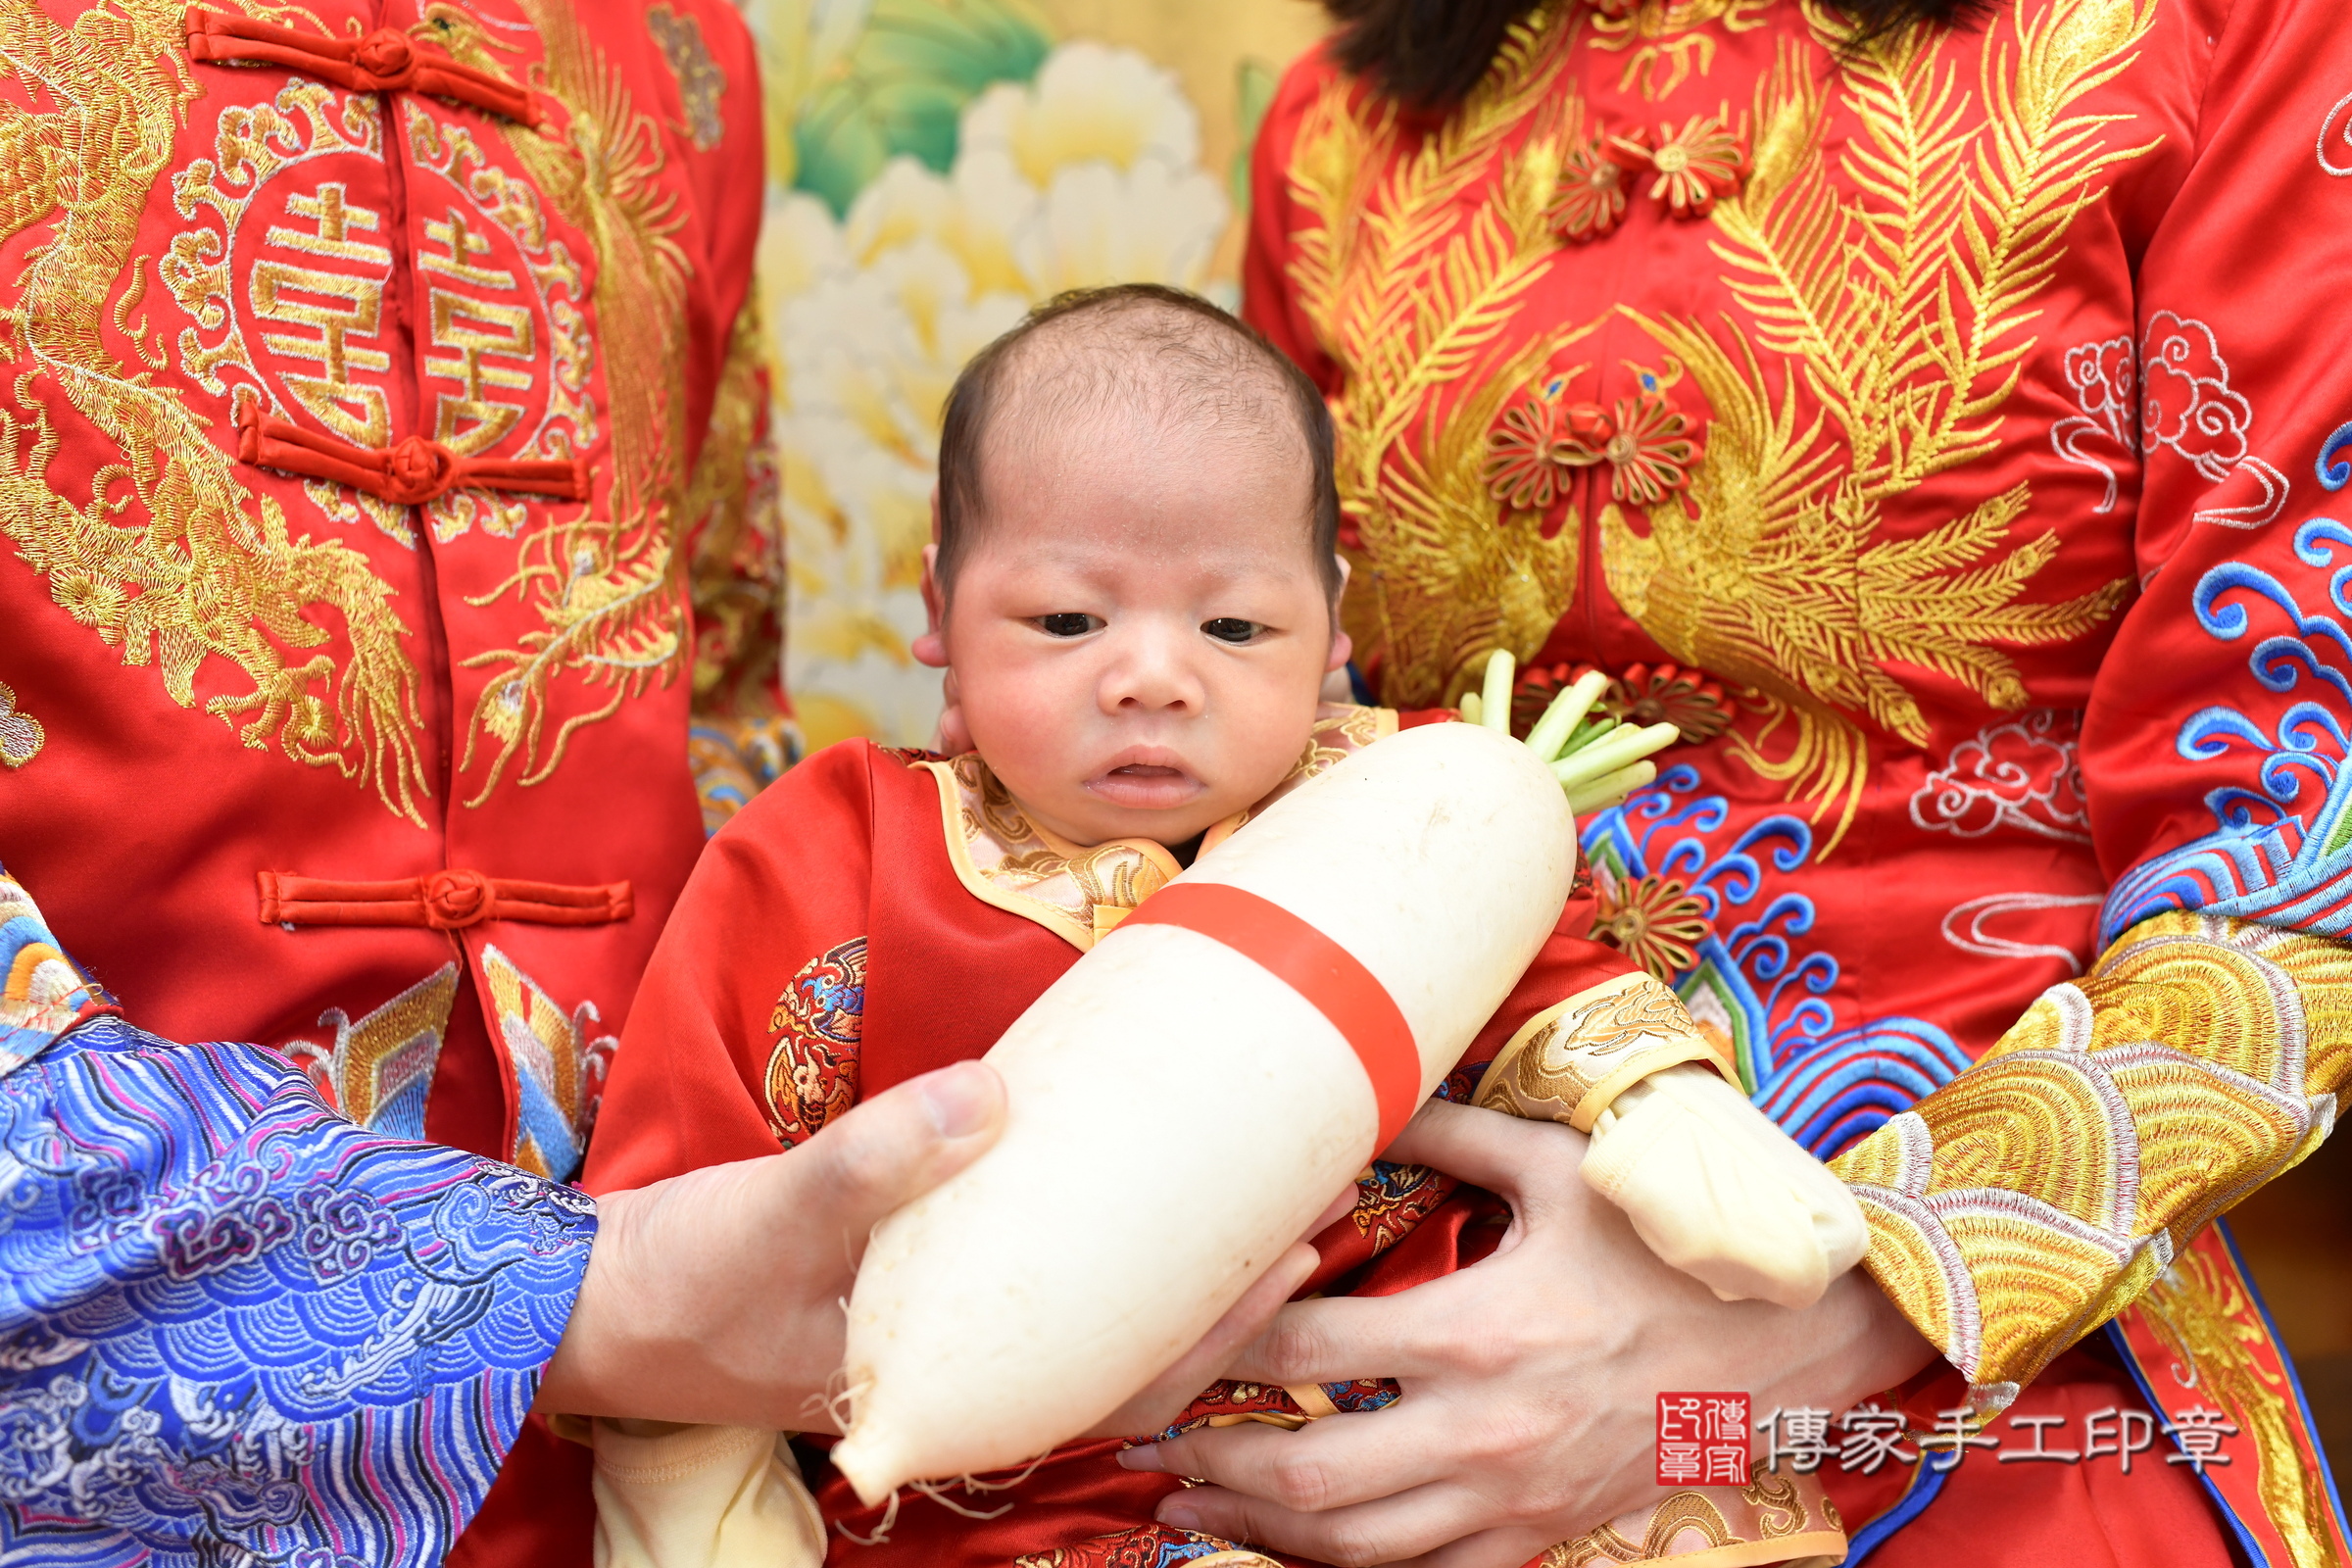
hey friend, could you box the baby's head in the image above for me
[913,284,1349,849]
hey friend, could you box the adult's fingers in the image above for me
[1121,1398,1459,1513]
[1153,1476,1500,1568]
[1085,1242,1320,1439]
[1381,1099,1583,1199]
[781,1059,1004,1261]
[1215,1272,1480,1386]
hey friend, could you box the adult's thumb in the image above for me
[795,1059,1005,1242]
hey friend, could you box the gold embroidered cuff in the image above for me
[1829,910,2352,1415]
[1472,971,1731,1132]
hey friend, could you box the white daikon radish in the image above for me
[832,720,1576,1504]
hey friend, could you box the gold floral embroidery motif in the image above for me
[1288,0,2156,854]
[1610,0,2150,847]
[1284,7,1598,710]
[0,678,44,768]
[1475,969,1725,1129]
[1,2,429,822]
[1831,911,2352,1413]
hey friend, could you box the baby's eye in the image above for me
[1034,612,1102,638]
[1201,617,1265,645]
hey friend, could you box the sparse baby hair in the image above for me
[934,283,1342,601]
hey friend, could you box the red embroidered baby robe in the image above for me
[581,712,1733,1567]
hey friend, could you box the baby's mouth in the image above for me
[1087,760,1200,809]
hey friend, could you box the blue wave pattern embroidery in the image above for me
[2100,516,2352,945]
[0,1017,594,1567]
[1582,767,1969,1160]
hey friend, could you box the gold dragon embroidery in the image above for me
[1609,0,2152,845]
[1284,5,1601,711]
[0,0,429,821]
[4,0,708,818]
[423,0,695,804]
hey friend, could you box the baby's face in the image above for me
[926,406,1348,848]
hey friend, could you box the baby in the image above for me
[571,285,1863,1568]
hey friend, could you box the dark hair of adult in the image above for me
[1324,0,1991,111]
[934,282,1344,600]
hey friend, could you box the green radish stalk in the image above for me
[1460,651,1679,814]
[1566,761,1659,815]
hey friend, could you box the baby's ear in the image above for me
[913,543,949,668]
[1325,556,1353,673]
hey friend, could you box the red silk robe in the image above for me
[1240,0,2352,1562]
[0,5,785,1560]
[0,0,783,1178]
[583,718,1736,1567]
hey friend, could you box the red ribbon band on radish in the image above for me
[1117,881,1421,1147]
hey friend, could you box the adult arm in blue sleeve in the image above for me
[1,860,593,1567]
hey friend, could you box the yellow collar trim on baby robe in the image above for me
[920,703,1399,952]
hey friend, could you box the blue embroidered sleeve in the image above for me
[0,1015,595,1567]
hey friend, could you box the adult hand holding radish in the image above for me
[533,1063,1010,1432]
[830,718,1593,1505]
[535,1061,1310,1439]
[1121,1103,1936,1567]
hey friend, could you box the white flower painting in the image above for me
[752,3,1275,747]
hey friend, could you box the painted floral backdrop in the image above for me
[747,0,1327,748]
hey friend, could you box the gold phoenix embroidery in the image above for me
[1591,0,1773,101]
[1284,6,1599,710]
[1609,0,2151,846]
[2,1,429,821]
